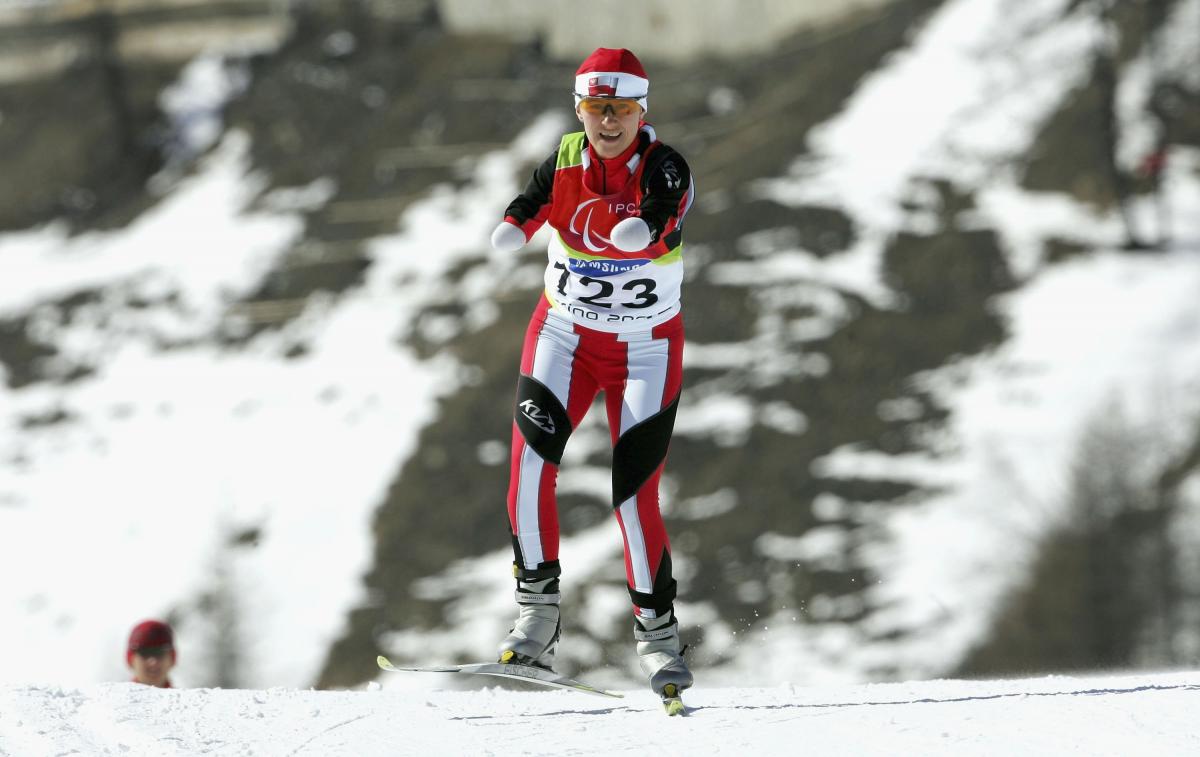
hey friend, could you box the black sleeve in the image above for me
[504,150,558,225]
[638,146,692,243]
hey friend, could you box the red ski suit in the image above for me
[502,123,694,617]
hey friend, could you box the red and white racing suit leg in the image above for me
[506,298,684,618]
[602,314,684,619]
[507,299,599,580]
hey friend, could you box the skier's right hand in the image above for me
[491,221,526,252]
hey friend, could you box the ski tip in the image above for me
[376,655,396,671]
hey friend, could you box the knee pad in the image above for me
[612,394,679,506]
[514,374,572,465]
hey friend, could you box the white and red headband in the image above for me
[573,47,649,112]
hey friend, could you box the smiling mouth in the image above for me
[598,130,622,142]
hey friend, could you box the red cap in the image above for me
[574,48,649,110]
[575,48,648,80]
[127,619,175,665]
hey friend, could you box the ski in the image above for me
[376,655,624,699]
[661,682,686,716]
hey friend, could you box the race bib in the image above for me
[543,233,682,332]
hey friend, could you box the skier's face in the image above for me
[129,645,175,687]
[576,98,642,159]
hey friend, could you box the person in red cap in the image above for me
[126,619,176,687]
[489,47,695,707]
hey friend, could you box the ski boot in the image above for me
[498,577,561,670]
[635,609,692,715]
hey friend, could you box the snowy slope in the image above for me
[2,672,1198,756]
[378,0,1200,687]
[0,112,570,689]
[2,0,1200,694]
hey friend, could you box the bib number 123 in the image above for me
[552,262,658,309]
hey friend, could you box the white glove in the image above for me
[491,221,526,252]
[610,217,652,252]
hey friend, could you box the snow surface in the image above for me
[2,0,1200,698]
[2,671,1198,756]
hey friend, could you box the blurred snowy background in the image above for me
[1,0,1199,694]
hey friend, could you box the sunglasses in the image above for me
[133,645,173,659]
[577,97,640,117]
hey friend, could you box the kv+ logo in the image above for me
[519,399,556,434]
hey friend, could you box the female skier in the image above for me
[488,47,696,704]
